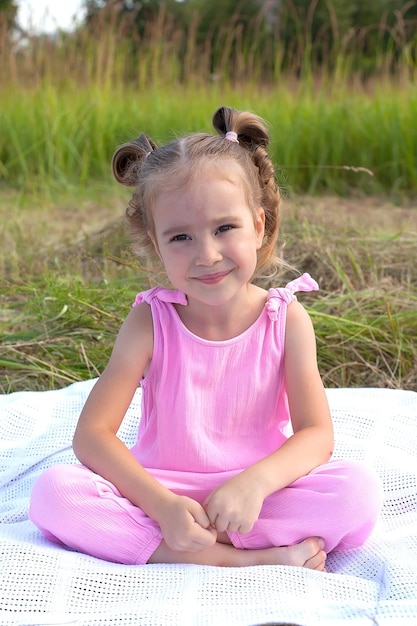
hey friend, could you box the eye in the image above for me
[170,234,191,242]
[216,224,234,234]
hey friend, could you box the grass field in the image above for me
[2,82,417,197]
[1,185,416,393]
[1,13,416,393]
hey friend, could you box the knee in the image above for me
[332,460,383,522]
[31,464,74,500]
[302,460,383,552]
[338,460,382,498]
[29,464,85,523]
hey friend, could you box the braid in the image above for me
[213,106,281,278]
[252,145,281,276]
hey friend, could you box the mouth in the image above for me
[192,271,231,285]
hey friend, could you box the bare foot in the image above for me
[217,532,326,570]
[260,537,327,571]
[148,536,327,570]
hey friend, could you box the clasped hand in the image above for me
[204,473,265,535]
[157,474,265,553]
[157,495,217,553]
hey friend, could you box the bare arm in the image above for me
[73,303,168,514]
[244,298,333,492]
[73,302,216,551]
[205,299,333,533]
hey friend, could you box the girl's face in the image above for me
[149,164,265,308]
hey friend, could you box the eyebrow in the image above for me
[161,225,191,238]
[161,216,243,239]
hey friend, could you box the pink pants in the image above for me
[29,459,382,564]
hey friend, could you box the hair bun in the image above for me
[212,106,238,136]
[112,133,157,187]
[212,106,269,151]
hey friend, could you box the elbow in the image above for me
[72,424,90,464]
[312,425,334,464]
[324,430,335,462]
[72,422,115,467]
[72,430,83,463]
[325,448,334,463]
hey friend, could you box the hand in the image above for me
[204,473,265,535]
[157,495,217,553]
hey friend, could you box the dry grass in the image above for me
[279,196,417,389]
[1,190,416,393]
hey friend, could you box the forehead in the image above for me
[151,158,253,210]
[153,166,250,223]
[193,158,247,184]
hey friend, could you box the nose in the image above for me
[194,236,223,266]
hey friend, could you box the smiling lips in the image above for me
[192,271,231,284]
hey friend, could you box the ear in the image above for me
[147,230,162,260]
[254,207,265,249]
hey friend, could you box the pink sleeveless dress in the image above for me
[29,275,382,564]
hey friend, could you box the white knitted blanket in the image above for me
[1,380,416,625]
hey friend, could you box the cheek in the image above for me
[159,246,186,270]
[232,238,259,268]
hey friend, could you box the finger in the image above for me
[170,525,217,553]
[203,501,218,528]
[213,514,230,533]
[191,526,217,550]
[190,502,212,529]
[225,521,242,534]
[203,493,227,525]
[202,526,218,546]
[235,520,253,535]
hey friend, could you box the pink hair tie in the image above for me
[224,131,239,143]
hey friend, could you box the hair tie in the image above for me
[145,151,152,159]
[224,131,239,144]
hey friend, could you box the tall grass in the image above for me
[1,191,416,393]
[1,82,417,196]
[1,5,417,196]
[3,2,417,88]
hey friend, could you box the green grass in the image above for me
[0,275,137,392]
[1,82,417,196]
[1,3,417,197]
[280,198,417,390]
[1,190,416,393]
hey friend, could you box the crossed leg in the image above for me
[148,534,327,570]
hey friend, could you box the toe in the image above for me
[288,537,327,570]
[304,548,327,571]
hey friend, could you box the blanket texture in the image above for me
[0,380,416,625]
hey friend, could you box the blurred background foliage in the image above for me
[1,0,417,82]
[1,0,416,196]
[83,0,417,77]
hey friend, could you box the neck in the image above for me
[175,284,267,341]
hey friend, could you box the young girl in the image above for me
[29,106,382,570]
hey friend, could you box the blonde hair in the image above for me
[112,106,282,279]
